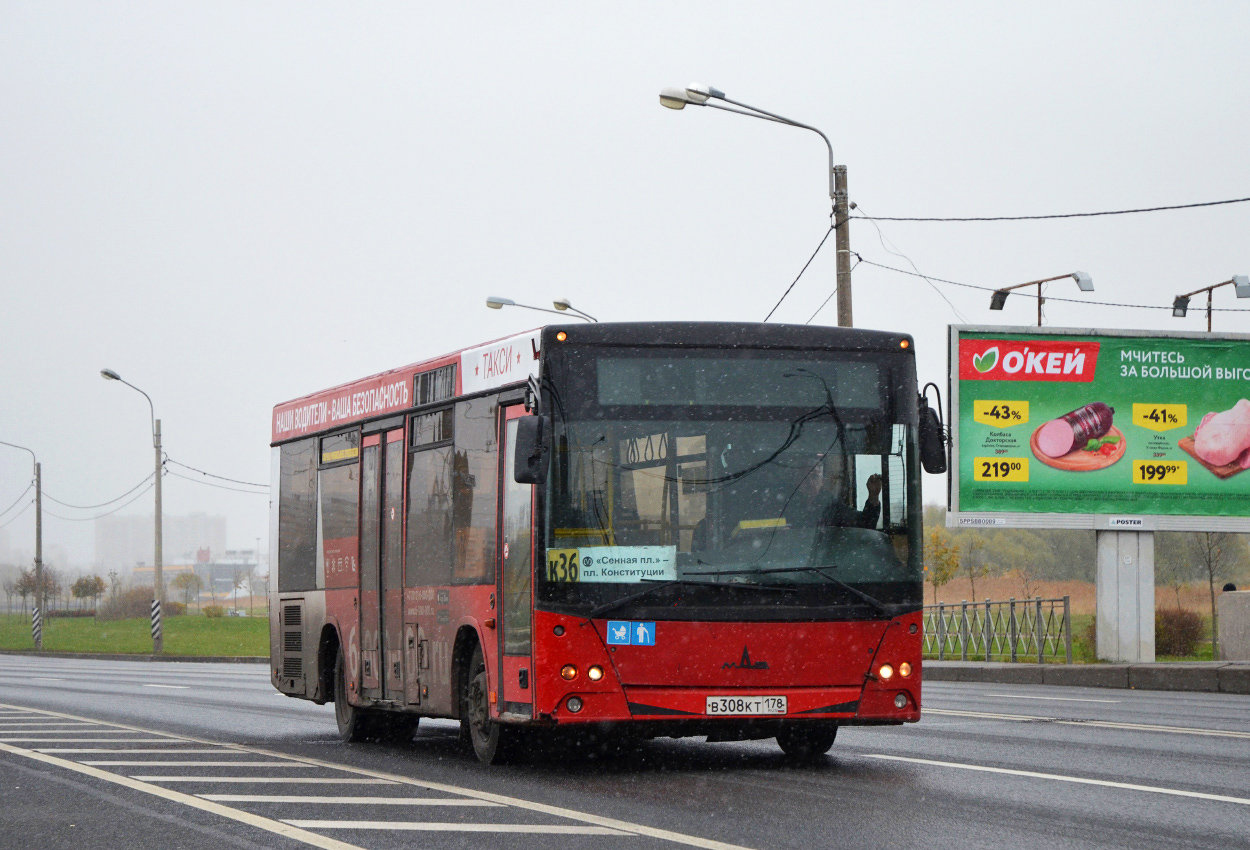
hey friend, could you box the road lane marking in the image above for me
[142,684,191,689]
[38,748,234,754]
[32,677,64,682]
[201,795,504,806]
[133,776,399,784]
[0,738,184,743]
[981,693,1121,703]
[284,820,632,835]
[1,700,761,850]
[865,753,1250,807]
[0,741,367,850]
[83,761,302,767]
[926,708,1250,739]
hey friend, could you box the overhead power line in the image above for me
[764,223,836,322]
[43,473,155,510]
[852,195,1250,223]
[166,469,269,495]
[42,482,155,522]
[165,458,267,489]
[0,499,33,530]
[0,481,34,519]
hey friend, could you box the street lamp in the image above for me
[988,272,1094,326]
[1172,275,1250,331]
[0,440,41,649]
[486,296,594,322]
[101,368,164,653]
[660,82,854,326]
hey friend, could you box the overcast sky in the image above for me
[2,2,1248,570]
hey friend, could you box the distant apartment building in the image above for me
[94,513,227,574]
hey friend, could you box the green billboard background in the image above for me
[953,329,1250,517]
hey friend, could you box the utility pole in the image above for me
[34,461,42,650]
[153,418,163,653]
[834,165,853,328]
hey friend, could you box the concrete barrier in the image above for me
[1218,590,1250,661]
[927,660,1250,694]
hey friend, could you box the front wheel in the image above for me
[334,646,413,743]
[776,724,837,759]
[461,644,518,764]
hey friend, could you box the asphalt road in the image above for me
[2,655,1249,850]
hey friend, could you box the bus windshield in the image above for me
[538,345,923,620]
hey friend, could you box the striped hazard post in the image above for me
[31,606,42,648]
[150,598,162,645]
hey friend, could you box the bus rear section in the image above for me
[270,322,930,764]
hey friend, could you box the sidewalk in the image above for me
[925,660,1250,694]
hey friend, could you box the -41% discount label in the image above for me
[973,400,1029,427]
[1132,460,1187,486]
[1131,404,1187,432]
[973,457,1029,482]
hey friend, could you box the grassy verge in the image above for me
[0,613,268,656]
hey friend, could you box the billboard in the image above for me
[947,326,1250,531]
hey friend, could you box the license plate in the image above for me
[705,695,787,716]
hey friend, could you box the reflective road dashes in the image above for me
[0,701,759,850]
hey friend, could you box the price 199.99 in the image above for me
[1132,460,1187,486]
[972,457,1029,483]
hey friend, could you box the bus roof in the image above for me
[271,322,915,445]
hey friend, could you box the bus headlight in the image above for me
[567,696,584,713]
[587,665,604,681]
[899,662,912,677]
[560,664,578,681]
[878,664,894,681]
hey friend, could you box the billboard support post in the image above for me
[1095,530,1155,663]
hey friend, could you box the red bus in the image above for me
[270,322,943,763]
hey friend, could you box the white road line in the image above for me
[133,776,399,784]
[38,748,239,754]
[981,693,1121,703]
[142,684,191,689]
[0,738,182,743]
[284,820,632,835]
[83,761,302,767]
[1,701,761,850]
[32,677,64,682]
[866,753,1250,807]
[926,708,1250,739]
[201,795,504,806]
[0,741,366,850]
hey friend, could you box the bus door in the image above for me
[498,406,534,717]
[381,428,406,702]
[359,434,383,699]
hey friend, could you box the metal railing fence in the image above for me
[923,596,1072,664]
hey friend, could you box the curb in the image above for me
[0,649,267,664]
[924,660,1250,695]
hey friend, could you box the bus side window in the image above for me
[406,409,454,587]
[451,398,498,584]
[278,438,317,592]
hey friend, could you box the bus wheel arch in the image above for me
[315,624,340,705]
[452,626,481,725]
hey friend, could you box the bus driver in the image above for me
[790,454,881,530]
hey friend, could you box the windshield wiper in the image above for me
[702,564,893,617]
[587,577,798,619]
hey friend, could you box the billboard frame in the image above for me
[946,323,1250,532]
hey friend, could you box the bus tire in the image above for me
[462,644,516,765]
[776,724,837,759]
[334,645,378,743]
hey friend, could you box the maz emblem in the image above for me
[723,647,769,670]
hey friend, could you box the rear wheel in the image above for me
[461,644,517,764]
[776,724,838,759]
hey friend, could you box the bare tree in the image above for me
[961,537,990,601]
[172,571,203,612]
[2,577,14,614]
[1187,532,1247,658]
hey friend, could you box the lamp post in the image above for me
[100,368,163,653]
[988,272,1094,326]
[486,296,594,322]
[659,83,853,327]
[1172,276,1250,332]
[0,440,41,649]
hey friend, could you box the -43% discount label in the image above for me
[1132,460,1187,485]
[973,457,1029,482]
[973,400,1029,427]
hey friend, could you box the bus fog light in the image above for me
[898,662,912,677]
[894,693,908,709]
[560,664,578,681]
[567,696,584,713]
[878,664,894,680]
[587,665,604,681]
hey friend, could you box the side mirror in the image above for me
[919,403,947,475]
[513,415,549,485]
